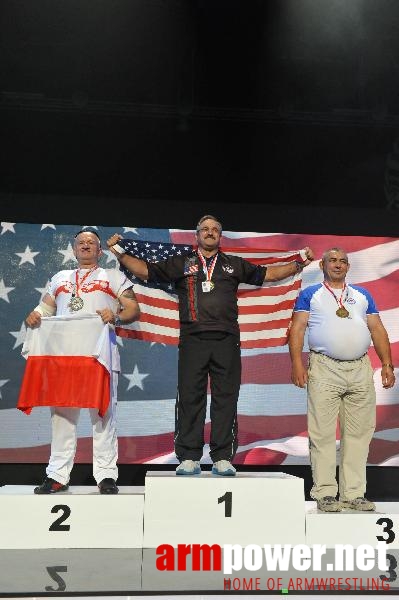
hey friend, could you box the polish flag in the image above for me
[17,314,113,417]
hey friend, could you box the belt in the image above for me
[310,350,366,363]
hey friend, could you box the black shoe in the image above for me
[34,477,69,494]
[98,478,119,494]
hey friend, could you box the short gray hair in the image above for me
[196,215,222,232]
[321,247,348,262]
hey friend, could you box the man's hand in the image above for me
[107,233,123,255]
[302,247,314,266]
[381,365,396,389]
[26,310,42,328]
[291,362,308,388]
[96,308,116,324]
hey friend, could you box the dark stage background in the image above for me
[1,0,399,496]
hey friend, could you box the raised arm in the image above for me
[107,234,149,280]
[264,247,314,282]
[288,311,310,388]
[367,314,395,389]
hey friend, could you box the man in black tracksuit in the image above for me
[108,215,314,476]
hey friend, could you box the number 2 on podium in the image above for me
[49,505,71,531]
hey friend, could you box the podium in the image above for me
[0,485,145,594]
[141,471,306,591]
[0,474,397,594]
[0,485,144,549]
[143,471,306,546]
[306,501,399,548]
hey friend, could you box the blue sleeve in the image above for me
[293,288,311,312]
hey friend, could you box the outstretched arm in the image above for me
[264,247,314,282]
[107,233,149,280]
[288,311,309,388]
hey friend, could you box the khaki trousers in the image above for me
[307,352,376,501]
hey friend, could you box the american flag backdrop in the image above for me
[115,238,304,348]
[0,222,398,466]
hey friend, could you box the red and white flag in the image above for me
[17,314,113,417]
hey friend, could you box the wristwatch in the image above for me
[295,261,305,273]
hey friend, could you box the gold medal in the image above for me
[336,307,349,318]
[209,281,215,290]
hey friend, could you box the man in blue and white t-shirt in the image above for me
[289,247,395,513]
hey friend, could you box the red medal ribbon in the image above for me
[74,266,98,298]
[323,281,347,309]
[197,251,218,283]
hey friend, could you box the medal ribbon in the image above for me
[323,281,347,310]
[197,251,218,282]
[74,266,97,297]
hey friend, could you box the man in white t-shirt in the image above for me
[25,228,140,494]
[289,247,395,512]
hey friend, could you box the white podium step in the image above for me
[0,485,145,549]
[306,501,399,548]
[143,471,306,547]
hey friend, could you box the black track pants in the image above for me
[174,332,241,462]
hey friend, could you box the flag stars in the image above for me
[9,322,27,349]
[1,222,16,235]
[15,246,40,266]
[41,224,56,230]
[123,227,139,235]
[35,280,50,297]
[123,364,149,391]
[58,243,77,265]
[0,279,15,303]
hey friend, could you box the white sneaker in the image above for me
[212,460,236,476]
[176,460,201,476]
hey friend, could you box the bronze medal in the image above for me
[336,307,349,318]
[69,296,84,311]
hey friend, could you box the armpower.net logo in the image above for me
[155,542,393,592]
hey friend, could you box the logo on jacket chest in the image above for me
[184,257,199,275]
[222,264,234,274]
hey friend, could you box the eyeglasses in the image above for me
[197,227,221,234]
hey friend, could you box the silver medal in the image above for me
[69,296,84,311]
